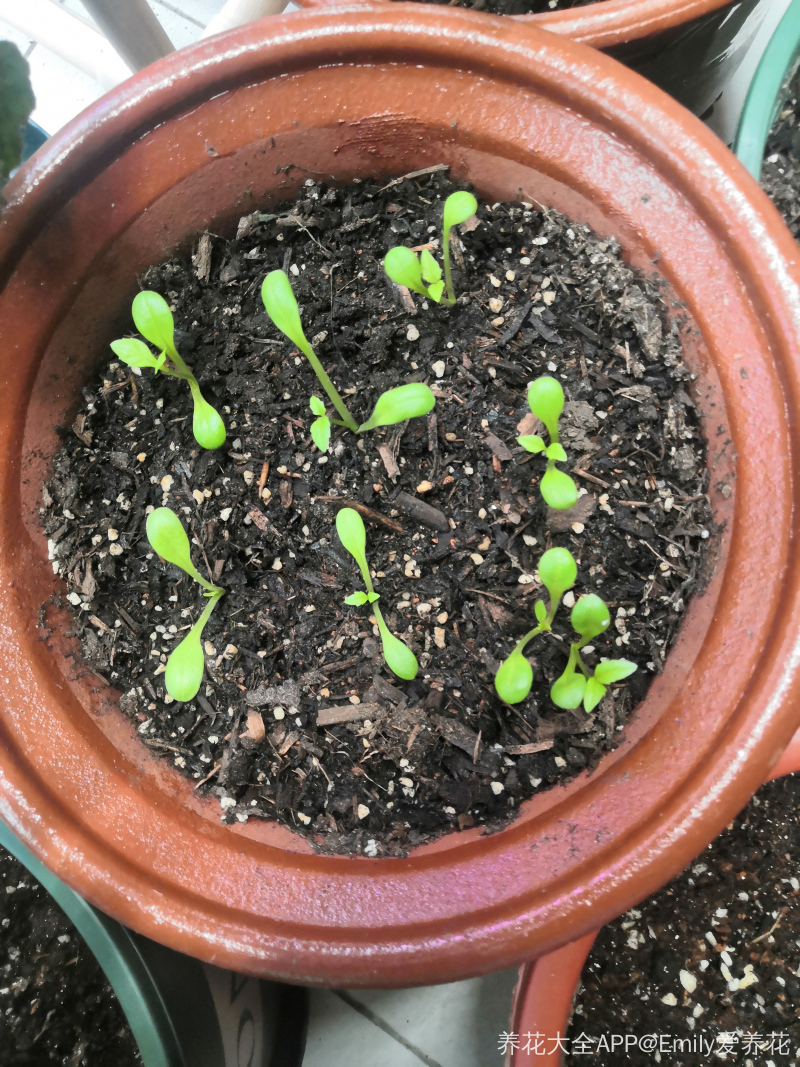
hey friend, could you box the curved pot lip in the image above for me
[289,0,734,47]
[3,7,800,985]
[733,0,800,180]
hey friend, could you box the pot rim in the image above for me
[289,0,734,47]
[2,7,800,985]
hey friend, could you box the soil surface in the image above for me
[566,775,800,1065]
[761,85,800,243]
[41,169,713,857]
[406,0,592,15]
[0,845,141,1067]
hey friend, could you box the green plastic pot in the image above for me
[734,0,800,177]
[0,819,307,1067]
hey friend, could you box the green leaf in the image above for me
[571,594,610,641]
[419,248,442,284]
[527,376,564,436]
[110,338,158,368]
[132,291,176,355]
[358,383,436,433]
[384,247,427,298]
[336,507,367,568]
[345,591,368,606]
[537,547,577,603]
[546,442,567,462]
[189,385,226,450]
[0,42,34,187]
[495,650,533,704]
[443,190,478,232]
[367,591,380,603]
[310,415,331,453]
[164,626,205,702]
[261,270,311,354]
[146,507,212,590]
[583,677,606,714]
[551,669,586,710]
[309,395,326,417]
[379,626,418,680]
[518,434,546,454]
[594,659,637,684]
[534,600,547,624]
[153,351,167,374]
[427,280,445,303]
[541,467,578,510]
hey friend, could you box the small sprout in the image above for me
[336,507,418,680]
[550,594,636,714]
[384,190,477,306]
[262,271,435,437]
[146,508,224,702]
[309,396,331,452]
[494,547,577,704]
[519,376,577,510]
[111,292,226,450]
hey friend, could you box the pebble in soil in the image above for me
[566,774,800,1066]
[0,846,141,1067]
[41,170,714,857]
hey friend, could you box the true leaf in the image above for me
[594,659,637,684]
[309,396,326,417]
[546,442,567,462]
[132,291,176,355]
[345,591,368,606]
[551,669,586,710]
[583,677,606,714]
[534,600,547,624]
[336,507,367,566]
[367,592,380,603]
[537,547,577,602]
[541,467,578,510]
[518,434,546,453]
[495,650,533,704]
[443,190,478,232]
[427,280,445,303]
[310,415,331,453]
[420,248,442,284]
[571,594,610,641]
[261,270,311,353]
[110,338,158,368]
[527,376,564,436]
[384,247,427,297]
[358,383,435,432]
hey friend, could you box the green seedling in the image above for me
[146,507,225,702]
[111,291,226,450]
[309,396,331,453]
[384,189,478,305]
[261,271,435,439]
[494,547,577,704]
[550,594,637,714]
[336,507,418,680]
[519,376,578,510]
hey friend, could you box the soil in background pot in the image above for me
[564,774,800,1065]
[761,81,800,240]
[408,0,592,16]
[0,845,141,1067]
[41,170,714,857]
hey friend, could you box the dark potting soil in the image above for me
[761,83,800,240]
[565,774,800,1065]
[0,845,141,1067]
[406,0,592,16]
[41,169,714,857]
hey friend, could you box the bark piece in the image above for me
[393,491,450,532]
[316,703,383,727]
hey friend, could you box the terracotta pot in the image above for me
[506,730,800,1066]
[291,0,733,48]
[2,7,800,988]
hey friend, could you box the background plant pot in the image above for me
[504,733,800,1066]
[0,819,308,1067]
[2,7,800,988]
[734,0,800,177]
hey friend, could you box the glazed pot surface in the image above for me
[1,8,800,986]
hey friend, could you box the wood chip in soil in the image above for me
[41,170,715,857]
